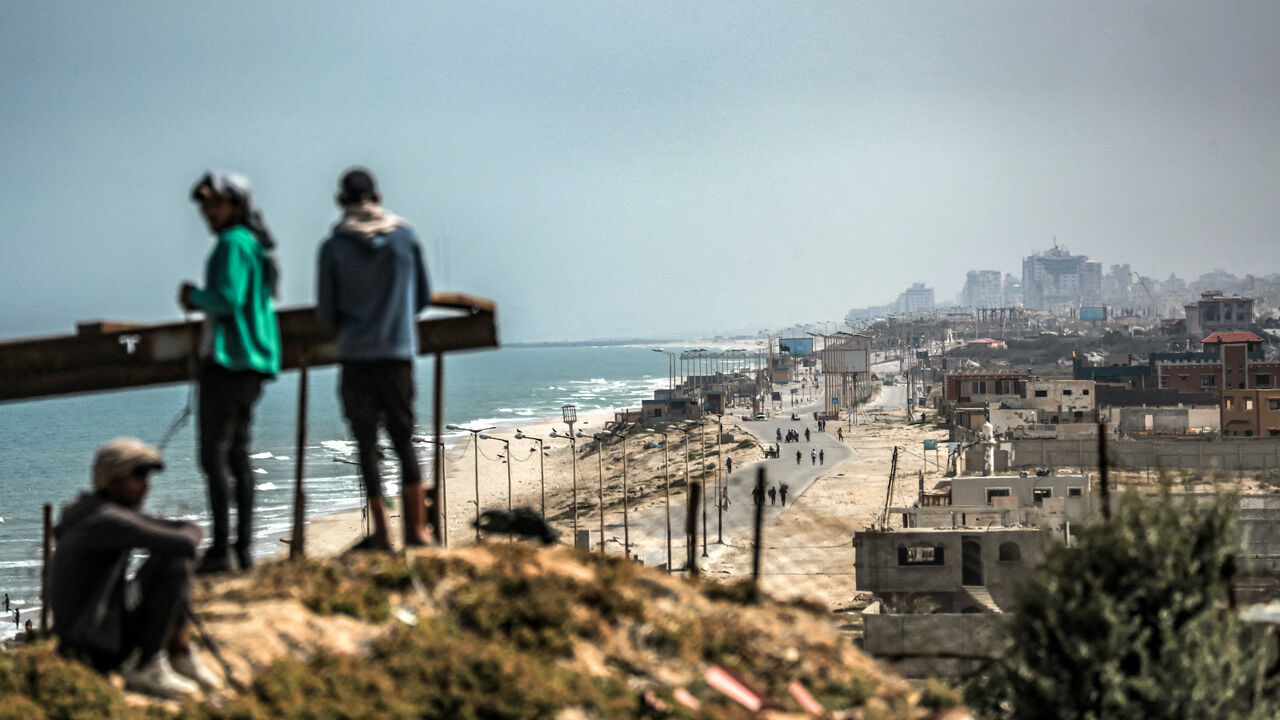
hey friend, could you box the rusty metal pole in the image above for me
[688,481,701,577]
[289,361,309,560]
[621,437,630,559]
[41,503,51,632]
[752,468,765,599]
[434,351,447,546]
[1098,421,1111,520]
[597,438,605,555]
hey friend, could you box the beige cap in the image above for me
[92,437,164,491]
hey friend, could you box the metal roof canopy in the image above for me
[0,292,498,403]
[4,292,498,561]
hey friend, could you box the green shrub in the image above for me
[967,489,1277,720]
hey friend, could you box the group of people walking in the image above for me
[751,483,789,506]
[49,168,431,699]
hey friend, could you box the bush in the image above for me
[967,489,1277,720]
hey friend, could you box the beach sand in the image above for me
[277,407,765,558]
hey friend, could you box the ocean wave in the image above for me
[255,482,279,491]
[0,560,41,569]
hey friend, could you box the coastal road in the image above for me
[630,414,852,570]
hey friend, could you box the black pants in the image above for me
[199,362,265,554]
[340,360,422,500]
[70,554,192,673]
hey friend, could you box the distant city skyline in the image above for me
[3,2,1279,343]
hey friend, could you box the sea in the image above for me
[0,343,747,639]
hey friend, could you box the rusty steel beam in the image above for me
[0,293,499,403]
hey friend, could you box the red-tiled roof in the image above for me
[1202,332,1264,344]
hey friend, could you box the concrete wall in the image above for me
[854,528,1043,610]
[950,475,1092,518]
[965,437,1280,472]
[862,612,1008,678]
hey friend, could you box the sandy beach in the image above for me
[282,405,768,558]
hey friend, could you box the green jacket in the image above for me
[189,225,281,376]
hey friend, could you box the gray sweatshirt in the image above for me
[317,224,430,361]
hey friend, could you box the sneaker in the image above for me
[171,647,223,691]
[123,651,200,699]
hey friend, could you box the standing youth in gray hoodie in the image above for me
[317,168,431,550]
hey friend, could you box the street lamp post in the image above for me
[562,404,578,539]
[445,424,495,542]
[652,428,672,571]
[514,430,546,520]
[713,412,724,543]
[587,431,607,555]
[609,430,632,558]
[698,420,708,557]
[652,348,675,397]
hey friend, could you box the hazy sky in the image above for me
[2,2,1278,342]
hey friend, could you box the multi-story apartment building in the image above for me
[1021,245,1102,311]
[960,270,1005,309]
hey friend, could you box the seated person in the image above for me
[51,437,221,698]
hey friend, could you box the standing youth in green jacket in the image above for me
[179,171,281,574]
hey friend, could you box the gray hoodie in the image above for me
[316,213,430,361]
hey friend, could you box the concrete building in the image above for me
[1221,388,1280,437]
[854,526,1044,613]
[1185,291,1255,338]
[961,270,1005,309]
[941,371,1030,419]
[1021,245,1102,312]
[895,282,935,314]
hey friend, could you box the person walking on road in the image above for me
[181,172,281,575]
[752,485,763,506]
[819,448,825,465]
[810,448,817,465]
[725,457,733,475]
[720,486,730,508]
[838,427,844,442]
[804,428,810,442]
[318,168,432,551]
[776,428,781,443]
[795,450,801,465]
[780,483,789,505]
[768,486,777,505]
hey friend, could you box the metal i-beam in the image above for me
[0,293,498,403]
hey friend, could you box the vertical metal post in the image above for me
[621,437,630,558]
[663,435,672,571]
[716,415,723,543]
[700,423,708,557]
[41,503,51,632]
[596,437,605,555]
[289,361,309,560]
[538,439,546,521]
[473,431,481,542]
[751,468,765,599]
[688,481,701,576]
[433,351,446,546]
[1098,421,1111,520]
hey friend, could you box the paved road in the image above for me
[629,414,852,570]
[624,379,906,570]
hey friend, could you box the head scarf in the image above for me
[191,171,280,295]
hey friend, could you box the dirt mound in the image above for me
[5,544,966,719]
